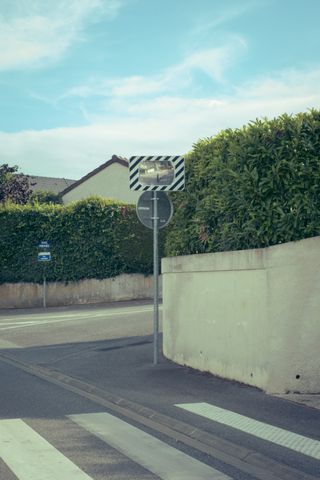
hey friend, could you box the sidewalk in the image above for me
[274,393,320,411]
[26,333,319,442]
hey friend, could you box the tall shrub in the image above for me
[0,197,153,283]
[165,109,320,256]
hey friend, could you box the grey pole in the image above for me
[43,274,46,308]
[152,191,159,365]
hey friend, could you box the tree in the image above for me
[28,190,62,205]
[0,164,31,204]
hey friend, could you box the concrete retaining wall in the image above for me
[162,237,320,394]
[0,274,157,309]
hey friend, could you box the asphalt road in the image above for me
[0,301,319,480]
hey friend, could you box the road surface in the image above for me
[0,301,319,479]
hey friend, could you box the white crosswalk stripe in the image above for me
[176,402,320,460]
[69,412,231,479]
[0,418,93,479]
[0,414,232,480]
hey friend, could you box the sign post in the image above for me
[43,273,47,308]
[37,241,51,308]
[131,156,185,365]
[136,191,173,364]
[152,191,159,364]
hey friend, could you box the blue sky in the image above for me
[1,0,320,179]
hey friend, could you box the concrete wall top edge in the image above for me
[162,236,320,273]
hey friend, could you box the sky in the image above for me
[1,0,320,180]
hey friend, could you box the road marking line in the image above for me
[0,418,93,479]
[0,307,161,332]
[69,412,232,480]
[0,321,37,325]
[176,402,320,460]
[0,306,158,325]
[0,339,21,349]
[0,317,82,331]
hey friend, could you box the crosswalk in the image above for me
[0,412,231,480]
[176,402,320,461]
[70,412,231,479]
[0,404,318,479]
[0,419,92,480]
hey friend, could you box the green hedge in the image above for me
[0,197,153,283]
[165,109,320,256]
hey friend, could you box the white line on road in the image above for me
[0,319,73,331]
[0,418,93,480]
[0,321,38,325]
[0,339,21,349]
[176,402,320,460]
[0,307,159,331]
[0,306,158,325]
[69,412,232,480]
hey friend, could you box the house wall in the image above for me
[162,237,320,394]
[62,163,140,204]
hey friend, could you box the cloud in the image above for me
[185,0,261,52]
[191,1,255,37]
[59,36,247,102]
[1,66,320,179]
[0,0,123,71]
[238,68,320,99]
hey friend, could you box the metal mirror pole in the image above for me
[152,191,159,365]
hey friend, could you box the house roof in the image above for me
[23,175,76,194]
[60,155,129,197]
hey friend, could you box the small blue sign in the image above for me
[38,252,51,262]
